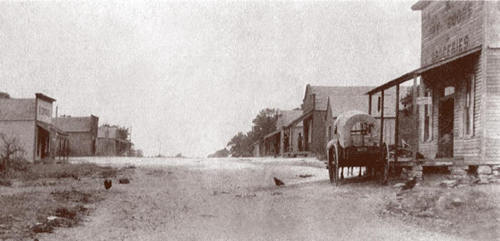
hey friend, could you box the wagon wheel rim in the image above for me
[327,144,339,184]
[334,145,339,186]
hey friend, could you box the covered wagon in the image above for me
[326,110,389,185]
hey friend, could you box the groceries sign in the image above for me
[421,1,483,65]
[36,99,52,124]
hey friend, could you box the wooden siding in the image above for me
[416,1,485,161]
[484,48,500,163]
[420,1,484,66]
[311,111,327,159]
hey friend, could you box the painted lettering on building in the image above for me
[424,2,473,38]
[421,1,482,65]
[36,100,52,124]
[430,35,470,63]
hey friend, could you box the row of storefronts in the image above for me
[256,1,500,165]
[0,93,132,162]
[255,86,403,159]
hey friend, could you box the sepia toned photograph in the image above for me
[1,0,499,240]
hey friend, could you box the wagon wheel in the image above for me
[328,143,339,185]
[380,143,389,185]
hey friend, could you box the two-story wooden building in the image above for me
[367,1,500,169]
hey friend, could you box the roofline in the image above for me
[302,84,311,101]
[366,46,482,95]
[35,93,56,102]
[411,0,430,11]
[54,115,98,119]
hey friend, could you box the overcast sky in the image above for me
[0,0,421,157]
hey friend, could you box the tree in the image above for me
[250,108,279,142]
[207,148,230,158]
[227,132,252,157]
[225,108,279,157]
[0,133,25,171]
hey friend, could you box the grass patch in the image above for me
[0,189,104,240]
[0,162,123,240]
[1,162,118,181]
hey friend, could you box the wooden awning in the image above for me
[263,129,281,140]
[284,110,313,129]
[366,46,482,95]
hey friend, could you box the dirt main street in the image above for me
[39,157,496,241]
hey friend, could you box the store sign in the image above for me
[37,99,52,124]
[416,97,432,105]
[421,1,482,65]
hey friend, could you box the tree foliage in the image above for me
[225,108,278,157]
[207,148,230,158]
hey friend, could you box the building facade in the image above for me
[413,1,500,163]
[96,125,131,156]
[54,115,98,156]
[298,85,374,159]
[368,1,500,165]
[0,93,68,162]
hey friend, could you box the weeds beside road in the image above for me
[0,161,130,240]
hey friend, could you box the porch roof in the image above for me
[263,129,281,140]
[284,110,313,129]
[366,46,482,95]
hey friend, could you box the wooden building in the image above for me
[290,85,374,159]
[54,115,99,156]
[367,1,500,166]
[261,109,302,157]
[96,124,132,156]
[0,93,69,161]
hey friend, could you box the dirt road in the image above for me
[40,158,469,241]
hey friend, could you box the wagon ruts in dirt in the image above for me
[326,111,389,185]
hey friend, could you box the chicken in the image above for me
[104,179,112,190]
[273,177,284,186]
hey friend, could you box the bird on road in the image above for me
[274,177,285,186]
[104,179,112,190]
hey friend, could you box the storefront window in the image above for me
[464,74,474,137]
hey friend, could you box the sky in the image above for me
[0,0,421,157]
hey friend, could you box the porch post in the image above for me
[379,90,384,146]
[279,128,284,156]
[412,76,419,160]
[368,94,372,115]
[395,84,400,163]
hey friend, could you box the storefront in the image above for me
[0,93,66,162]
[367,1,500,165]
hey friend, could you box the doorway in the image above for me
[438,96,454,158]
[36,126,50,159]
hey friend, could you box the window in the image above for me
[423,88,432,142]
[444,86,455,96]
[328,126,332,140]
[464,74,474,137]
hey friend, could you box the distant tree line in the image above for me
[208,108,278,158]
